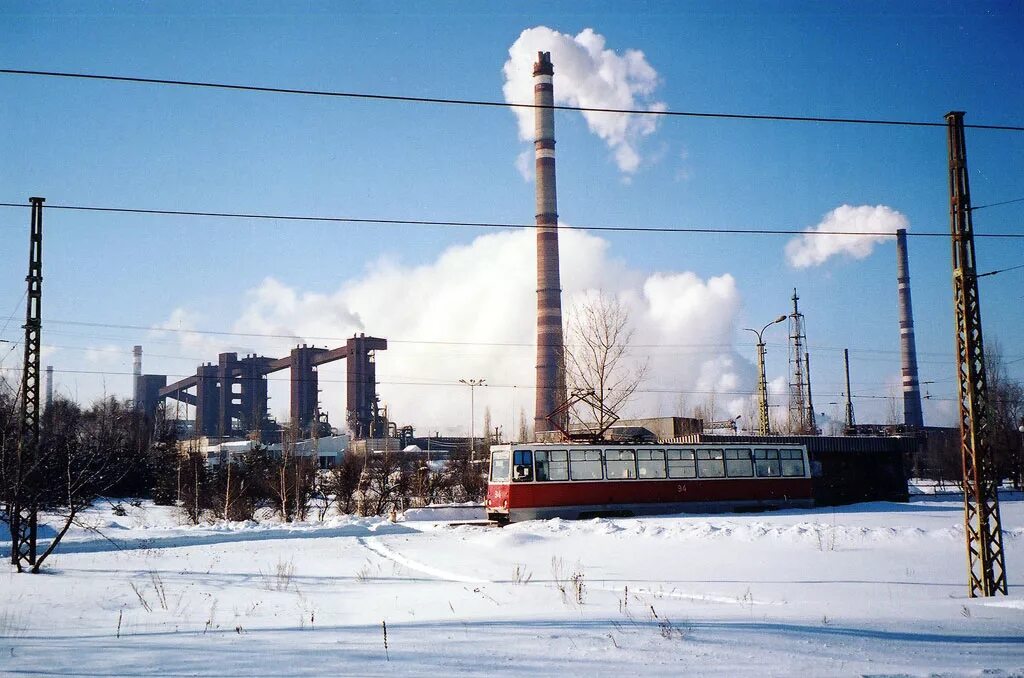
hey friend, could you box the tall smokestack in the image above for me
[533,51,566,434]
[133,345,143,411]
[895,229,924,428]
[45,365,53,409]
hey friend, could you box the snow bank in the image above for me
[402,502,486,522]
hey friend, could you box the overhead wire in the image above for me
[2,201,1023,239]
[0,365,958,402]
[971,196,1024,212]
[976,263,1024,278]
[3,68,1024,131]
[33,317,1021,361]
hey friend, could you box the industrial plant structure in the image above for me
[134,334,388,443]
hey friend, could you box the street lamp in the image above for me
[744,315,787,436]
[1017,422,1024,490]
[459,378,486,461]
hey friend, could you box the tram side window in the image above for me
[666,449,696,478]
[605,449,637,479]
[780,449,806,477]
[754,449,780,477]
[535,450,569,481]
[512,450,533,482]
[490,451,510,482]
[696,449,725,478]
[725,448,753,477]
[637,449,667,479]
[569,449,603,480]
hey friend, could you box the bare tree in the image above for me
[984,341,1024,486]
[358,451,414,516]
[482,407,493,449]
[564,291,648,433]
[517,407,529,444]
[324,452,363,515]
[2,396,141,573]
[412,463,456,507]
[447,448,487,502]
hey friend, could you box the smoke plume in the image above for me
[155,229,752,435]
[785,204,908,268]
[503,26,666,175]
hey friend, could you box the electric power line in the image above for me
[2,68,1023,132]
[1,201,1023,239]
[977,263,1024,278]
[971,197,1024,212]
[31,317,1019,361]
[0,364,959,402]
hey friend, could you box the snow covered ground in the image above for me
[2,496,1023,677]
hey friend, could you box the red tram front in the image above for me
[486,443,813,523]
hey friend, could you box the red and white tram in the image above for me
[486,443,813,523]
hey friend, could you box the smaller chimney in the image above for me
[133,345,143,411]
[45,365,53,409]
[895,229,924,428]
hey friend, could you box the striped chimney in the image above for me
[895,228,924,428]
[533,51,566,434]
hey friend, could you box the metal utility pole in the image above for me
[11,197,44,570]
[460,378,485,461]
[744,315,786,435]
[788,290,812,434]
[946,111,1007,597]
[843,349,856,434]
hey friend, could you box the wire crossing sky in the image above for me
[3,67,1024,131]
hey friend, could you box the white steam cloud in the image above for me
[785,204,908,268]
[158,230,753,435]
[503,26,666,175]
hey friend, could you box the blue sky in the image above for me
[1,2,1022,434]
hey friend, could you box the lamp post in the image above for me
[459,378,486,461]
[744,315,787,436]
[1017,423,1024,490]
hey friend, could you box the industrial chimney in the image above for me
[532,51,566,434]
[45,365,53,410]
[132,345,143,411]
[895,229,924,428]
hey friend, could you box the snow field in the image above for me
[1,497,1022,676]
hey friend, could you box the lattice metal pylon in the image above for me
[946,112,1007,597]
[11,197,44,570]
[788,289,810,434]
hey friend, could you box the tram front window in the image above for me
[512,450,533,481]
[490,451,511,482]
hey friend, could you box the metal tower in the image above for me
[804,352,817,435]
[843,348,856,434]
[11,197,44,570]
[787,289,811,434]
[946,111,1007,597]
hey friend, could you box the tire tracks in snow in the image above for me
[357,536,490,584]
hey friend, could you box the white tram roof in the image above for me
[491,441,806,450]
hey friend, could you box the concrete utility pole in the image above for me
[744,315,786,435]
[460,378,485,461]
